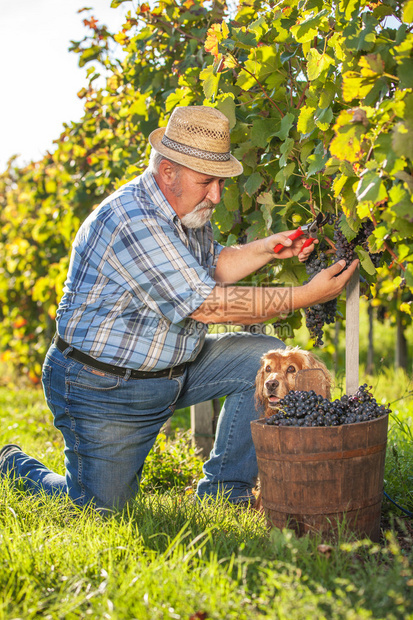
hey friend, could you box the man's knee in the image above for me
[237,331,286,359]
[223,331,286,379]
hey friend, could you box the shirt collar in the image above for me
[141,169,179,225]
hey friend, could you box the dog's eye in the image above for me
[265,365,271,373]
[287,365,296,373]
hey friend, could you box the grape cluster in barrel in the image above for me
[266,384,390,427]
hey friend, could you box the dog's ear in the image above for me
[302,351,316,368]
[304,351,325,371]
[254,361,266,408]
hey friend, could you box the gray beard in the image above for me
[181,200,215,229]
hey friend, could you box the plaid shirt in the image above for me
[56,170,223,371]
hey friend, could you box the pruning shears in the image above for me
[273,212,329,254]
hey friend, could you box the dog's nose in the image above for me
[265,379,279,391]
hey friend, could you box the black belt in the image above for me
[54,335,187,380]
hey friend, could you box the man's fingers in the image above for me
[298,241,316,258]
[334,258,359,283]
[344,258,359,278]
[305,258,360,305]
[328,259,346,275]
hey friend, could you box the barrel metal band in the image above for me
[263,494,383,515]
[256,442,387,463]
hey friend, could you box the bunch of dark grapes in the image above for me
[303,213,382,346]
[334,217,375,267]
[266,384,391,427]
[369,252,382,268]
[304,244,337,346]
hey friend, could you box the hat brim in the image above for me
[149,127,243,178]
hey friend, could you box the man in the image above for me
[0,106,358,511]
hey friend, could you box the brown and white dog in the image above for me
[255,346,332,418]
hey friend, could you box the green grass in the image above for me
[0,476,412,619]
[0,371,412,619]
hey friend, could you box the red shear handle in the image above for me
[301,236,315,250]
[273,227,303,253]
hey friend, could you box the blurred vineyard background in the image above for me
[0,0,412,382]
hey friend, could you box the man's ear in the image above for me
[157,159,179,187]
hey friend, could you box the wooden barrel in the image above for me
[251,414,388,541]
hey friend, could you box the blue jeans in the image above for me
[4,332,284,511]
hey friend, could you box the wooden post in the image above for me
[346,265,360,395]
[395,310,408,370]
[190,402,214,458]
[366,302,374,376]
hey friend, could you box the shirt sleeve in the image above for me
[106,215,217,324]
[194,223,224,280]
[209,239,224,279]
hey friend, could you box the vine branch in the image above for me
[370,212,406,272]
[232,58,285,117]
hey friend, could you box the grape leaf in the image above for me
[405,264,413,288]
[274,162,295,190]
[244,172,264,197]
[403,0,413,23]
[251,118,279,147]
[297,105,317,134]
[398,59,413,88]
[205,24,223,58]
[339,214,358,241]
[226,234,238,247]
[315,106,333,130]
[319,81,336,109]
[213,203,235,233]
[338,0,360,20]
[200,65,220,99]
[272,112,295,140]
[356,247,376,275]
[245,211,267,241]
[356,171,388,203]
[306,49,334,81]
[257,191,276,207]
[216,95,236,129]
[260,203,273,230]
[291,9,329,43]
[279,138,295,167]
[223,183,240,212]
[306,145,328,177]
[392,121,413,161]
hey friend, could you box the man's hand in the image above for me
[303,259,359,306]
[264,230,317,262]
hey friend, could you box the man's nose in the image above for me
[206,180,223,204]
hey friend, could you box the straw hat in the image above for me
[149,106,243,178]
